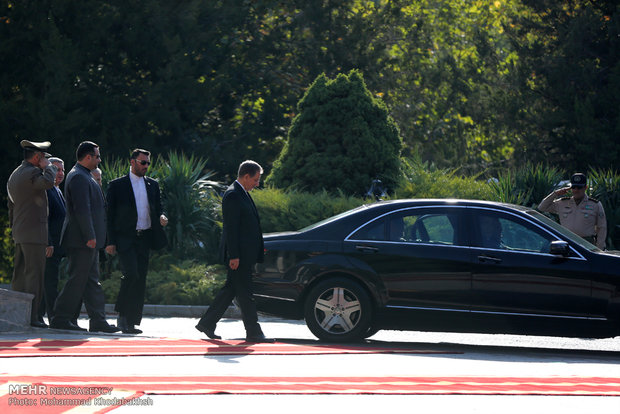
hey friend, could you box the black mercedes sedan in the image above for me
[252,199,620,342]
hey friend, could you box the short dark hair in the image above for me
[238,160,263,178]
[76,141,99,161]
[130,148,151,159]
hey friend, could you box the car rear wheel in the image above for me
[304,278,372,342]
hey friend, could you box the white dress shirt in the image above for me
[130,171,151,230]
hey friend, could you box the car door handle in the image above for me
[356,245,379,253]
[478,255,502,264]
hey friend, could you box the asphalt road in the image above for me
[2,315,620,414]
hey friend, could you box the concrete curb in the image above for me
[0,287,33,332]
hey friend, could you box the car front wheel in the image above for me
[304,277,372,342]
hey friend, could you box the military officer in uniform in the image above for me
[7,140,58,327]
[538,173,607,249]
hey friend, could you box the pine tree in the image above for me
[267,70,402,196]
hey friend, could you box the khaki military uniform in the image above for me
[538,191,607,249]
[7,160,57,322]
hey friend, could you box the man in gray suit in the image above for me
[7,140,57,328]
[50,141,119,333]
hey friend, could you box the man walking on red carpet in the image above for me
[196,160,274,343]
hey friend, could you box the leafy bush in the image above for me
[0,216,13,284]
[101,253,227,306]
[395,158,493,200]
[253,187,366,233]
[267,70,402,196]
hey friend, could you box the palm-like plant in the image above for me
[152,152,225,261]
[490,163,564,207]
[588,168,620,250]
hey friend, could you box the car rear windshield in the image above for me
[297,204,369,232]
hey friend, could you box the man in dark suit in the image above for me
[105,148,168,334]
[39,157,66,323]
[7,140,57,328]
[50,141,119,333]
[195,160,274,343]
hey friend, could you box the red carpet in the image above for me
[2,374,619,396]
[3,374,619,413]
[0,338,452,357]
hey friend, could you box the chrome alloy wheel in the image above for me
[304,277,372,341]
[313,286,362,334]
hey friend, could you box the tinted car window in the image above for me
[408,214,455,244]
[351,210,460,245]
[352,218,386,241]
[476,211,552,252]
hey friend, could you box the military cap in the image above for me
[20,140,51,151]
[570,173,587,188]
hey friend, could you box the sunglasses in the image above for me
[136,160,150,166]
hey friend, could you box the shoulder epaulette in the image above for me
[560,196,571,200]
[588,197,599,203]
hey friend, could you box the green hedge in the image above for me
[394,158,493,200]
[253,188,365,233]
[100,254,227,306]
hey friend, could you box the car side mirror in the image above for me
[549,240,570,256]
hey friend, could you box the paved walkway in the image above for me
[2,314,620,414]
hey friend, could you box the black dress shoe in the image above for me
[30,321,48,328]
[195,323,221,339]
[122,326,143,334]
[50,320,87,331]
[245,334,276,343]
[89,323,121,333]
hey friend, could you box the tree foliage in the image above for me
[503,0,620,170]
[1,0,618,194]
[267,70,402,195]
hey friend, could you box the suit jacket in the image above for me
[106,174,167,252]
[219,181,264,265]
[7,160,57,244]
[46,186,66,250]
[60,163,107,250]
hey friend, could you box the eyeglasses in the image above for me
[137,160,150,166]
[89,154,101,159]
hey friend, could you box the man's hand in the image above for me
[105,245,117,255]
[556,186,571,196]
[160,214,168,227]
[229,258,240,270]
[38,156,50,169]
[86,239,97,249]
[45,246,54,258]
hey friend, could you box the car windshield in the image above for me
[298,204,369,232]
[525,209,600,252]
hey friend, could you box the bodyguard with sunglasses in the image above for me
[105,148,168,334]
[539,172,607,249]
